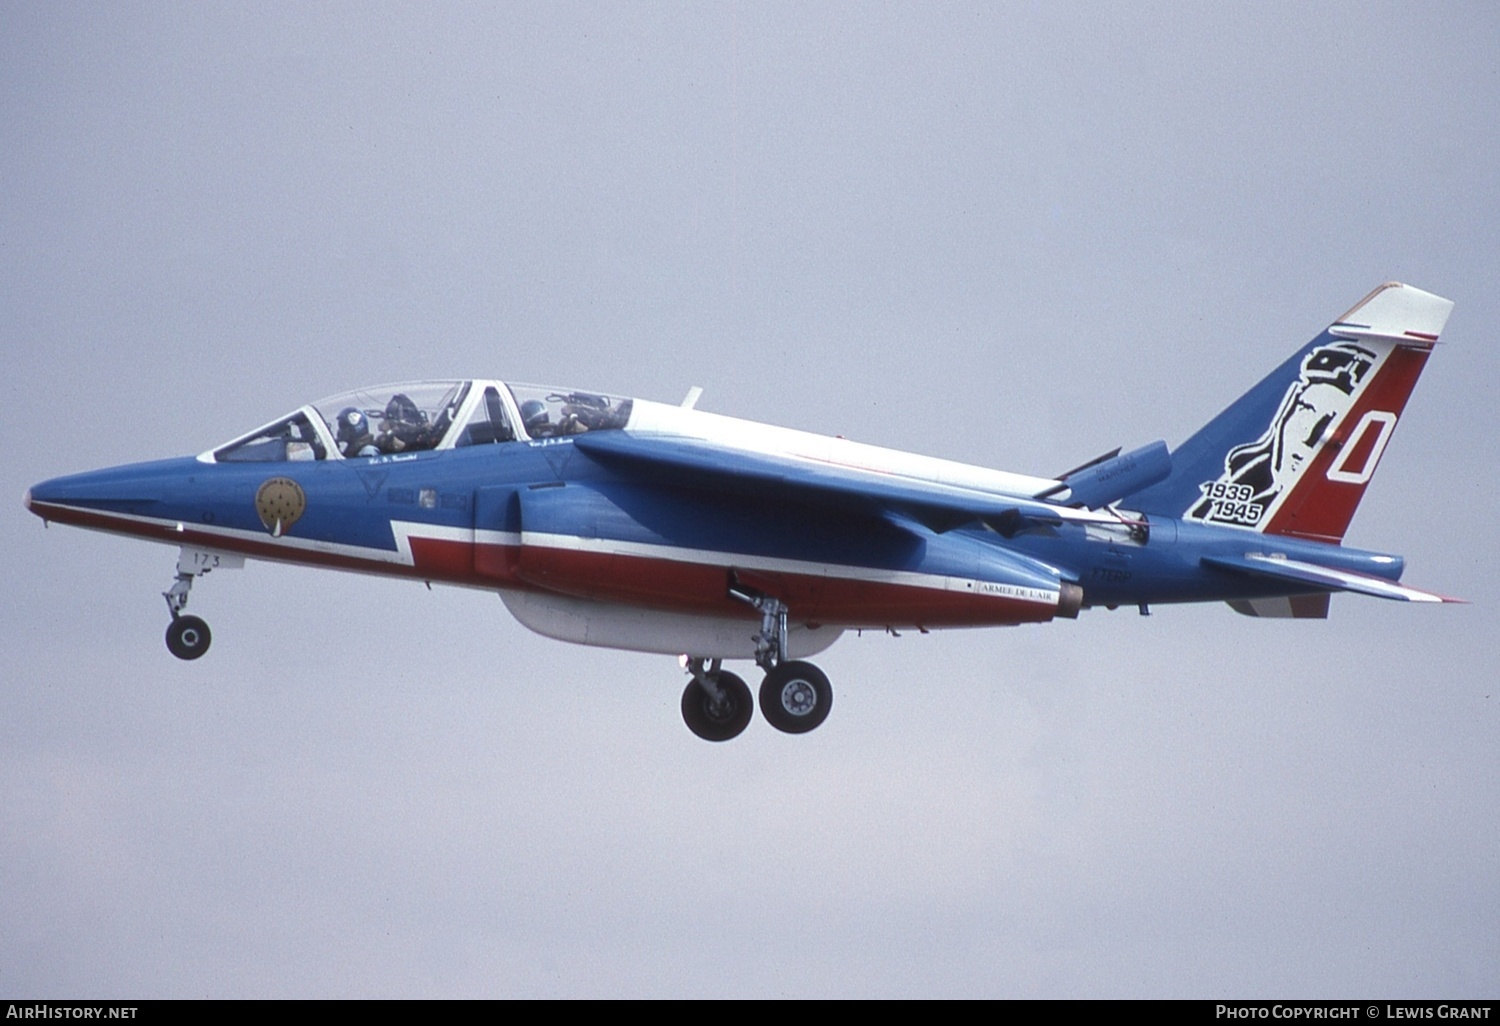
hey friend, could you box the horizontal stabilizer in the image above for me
[1203,553,1461,604]
[1227,594,1331,619]
[1050,440,1171,509]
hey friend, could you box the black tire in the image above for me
[759,661,833,734]
[681,671,753,742]
[165,615,212,661]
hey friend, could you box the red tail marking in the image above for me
[1263,345,1432,542]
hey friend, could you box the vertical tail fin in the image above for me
[1126,283,1453,543]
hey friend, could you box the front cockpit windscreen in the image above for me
[312,382,470,459]
[508,385,633,438]
[213,411,330,463]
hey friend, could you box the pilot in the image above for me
[558,392,608,433]
[377,393,432,453]
[520,399,552,438]
[335,407,379,458]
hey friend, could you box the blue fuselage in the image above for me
[26,435,1405,631]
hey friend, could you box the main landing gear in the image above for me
[681,659,754,742]
[758,661,832,735]
[678,584,834,741]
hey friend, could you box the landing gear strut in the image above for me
[673,578,836,741]
[727,579,835,736]
[680,658,753,741]
[163,562,212,661]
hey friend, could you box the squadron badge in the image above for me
[255,477,306,537]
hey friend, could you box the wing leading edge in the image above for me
[571,431,1131,535]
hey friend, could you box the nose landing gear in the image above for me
[160,547,242,660]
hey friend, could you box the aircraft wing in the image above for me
[1202,553,1462,603]
[571,431,1124,535]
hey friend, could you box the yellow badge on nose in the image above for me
[255,477,306,537]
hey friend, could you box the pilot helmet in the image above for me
[383,393,425,429]
[336,407,367,444]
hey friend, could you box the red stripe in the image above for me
[30,502,478,586]
[33,501,1059,629]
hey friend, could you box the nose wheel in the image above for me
[163,569,213,660]
[165,615,212,660]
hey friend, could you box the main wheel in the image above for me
[759,661,833,734]
[681,671,753,742]
[165,615,212,660]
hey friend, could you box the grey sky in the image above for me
[3,1,1496,997]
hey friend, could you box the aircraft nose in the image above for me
[24,476,73,518]
[23,479,63,519]
[25,457,203,527]
[25,477,65,522]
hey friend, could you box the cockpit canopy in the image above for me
[209,381,635,463]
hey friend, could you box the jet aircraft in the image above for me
[25,283,1460,740]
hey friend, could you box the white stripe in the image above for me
[514,529,1060,606]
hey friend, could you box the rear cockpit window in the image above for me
[312,382,469,458]
[508,385,633,438]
